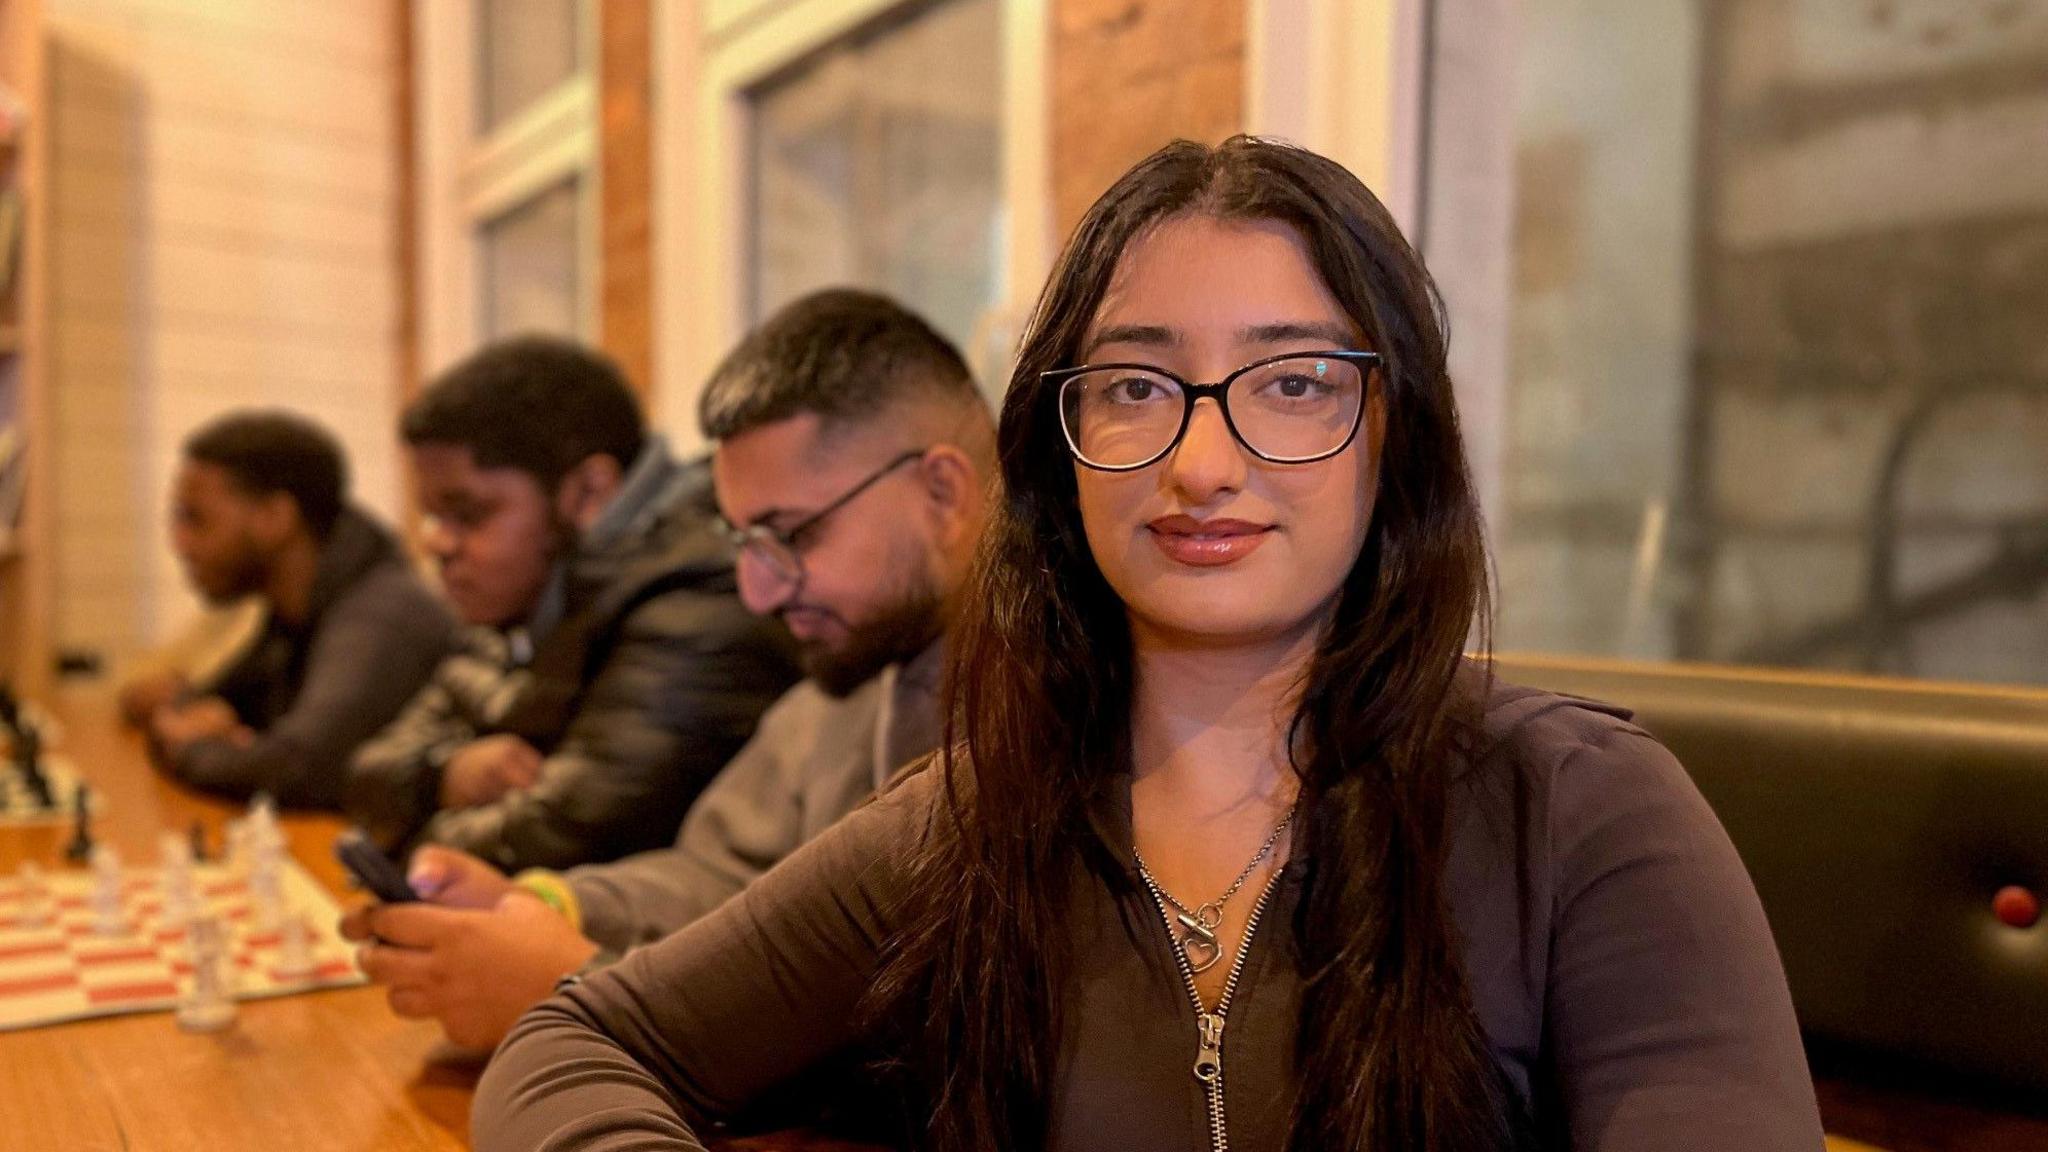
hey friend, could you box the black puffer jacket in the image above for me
[346,444,800,872]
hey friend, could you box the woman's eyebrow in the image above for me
[1082,324,1180,358]
[1240,321,1358,346]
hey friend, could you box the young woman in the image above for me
[473,137,1824,1152]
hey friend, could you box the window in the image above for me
[746,0,1004,365]
[1421,0,2048,687]
[417,0,598,370]
[655,0,1048,445]
[479,176,583,339]
[478,0,582,132]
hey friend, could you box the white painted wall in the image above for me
[44,0,402,665]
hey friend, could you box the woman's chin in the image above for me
[1126,602,1325,652]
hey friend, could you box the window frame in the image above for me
[651,0,1051,454]
[415,0,602,377]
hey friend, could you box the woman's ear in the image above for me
[553,454,626,532]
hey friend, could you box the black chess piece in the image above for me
[17,725,53,810]
[0,682,19,795]
[63,782,94,863]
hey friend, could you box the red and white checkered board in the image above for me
[0,858,363,1031]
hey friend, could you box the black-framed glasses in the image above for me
[715,448,928,590]
[1046,349,1382,472]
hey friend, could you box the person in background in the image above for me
[473,137,1823,1151]
[148,411,454,808]
[344,290,994,1050]
[344,337,799,874]
[117,599,266,727]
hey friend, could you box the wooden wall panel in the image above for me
[599,0,653,399]
[44,0,405,661]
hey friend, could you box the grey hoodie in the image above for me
[169,506,455,808]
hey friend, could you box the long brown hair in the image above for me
[867,136,1523,1150]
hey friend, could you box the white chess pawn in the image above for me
[245,797,285,927]
[248,795,281,857]
[89,844,125,937]
[16,862,53,929]
[274,911,316,981]
[176,914,238,1032]
[221,818,248,874]
[247,848,283,932]
[160,831,198,928]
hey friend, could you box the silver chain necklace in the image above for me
[1132,806,1297,974]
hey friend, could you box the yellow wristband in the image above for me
[512,869,582,933]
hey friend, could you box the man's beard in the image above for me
[796,571,947,698]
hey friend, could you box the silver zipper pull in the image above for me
[1194,1011,1224,1083]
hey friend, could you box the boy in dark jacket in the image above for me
[346,338,798,872]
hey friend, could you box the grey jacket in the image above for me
[345,442,800,872]
[475,682,1825,1152]
[569,639,945,954]
[168,506,455,809]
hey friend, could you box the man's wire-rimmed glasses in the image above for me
[714,447,928,591]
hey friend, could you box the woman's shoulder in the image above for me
[1463,673,1723,867]
[1467,674,1673,784]
[1473,676,1643,757]
[831,748,960,849]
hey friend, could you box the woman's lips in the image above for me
[1146,516,1273,567]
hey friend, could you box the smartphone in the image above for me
[333,829,419,903]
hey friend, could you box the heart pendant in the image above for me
[1181,930,1223,973]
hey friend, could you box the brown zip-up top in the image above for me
[473,683,1825,1152]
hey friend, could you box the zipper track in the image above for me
[1137,861,1286,1152]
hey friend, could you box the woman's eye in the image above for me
[1112,377,1158,402]
[1267,374,1326,399]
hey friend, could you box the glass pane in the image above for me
[1426,0,2048,687]
[477,0,581,133]
[747,0,1003,368]
[479,178,581,340]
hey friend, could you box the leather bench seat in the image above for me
[1496,656,2048,1152]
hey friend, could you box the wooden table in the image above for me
[0,689,476,1152]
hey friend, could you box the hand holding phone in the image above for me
[334,828,419,904]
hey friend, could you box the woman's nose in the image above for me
[1166,398,1249,502]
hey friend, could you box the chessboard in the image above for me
[0,754,91,827]
[0,857,363,1031]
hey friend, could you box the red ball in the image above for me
[1992,885,2041,930]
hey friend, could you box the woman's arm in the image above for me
[472,767,934,1151]
[1544,720,1825,1152]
